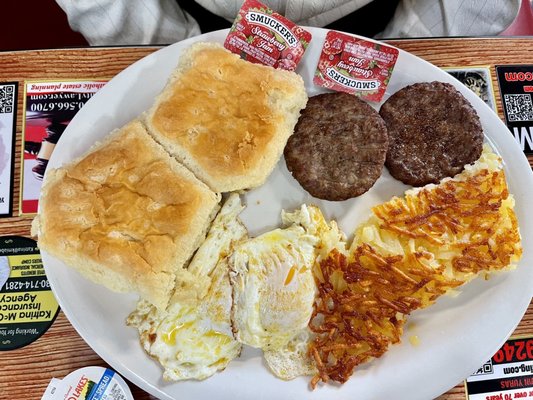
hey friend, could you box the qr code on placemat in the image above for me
[0,85,14,114]
[504,93,533,122]
[471,359,494,376]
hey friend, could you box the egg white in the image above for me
[127,193,247,380]
[230,204,345,352]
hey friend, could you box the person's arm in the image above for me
[55,0,201,45]
[195,0,375,27]
[378,0,520,38]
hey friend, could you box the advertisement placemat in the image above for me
[466,335,533,400]
[0,82,17,217]
[496,65,533,155]
[20,79,107,215]
[444,66,496,110]
[0,236,59,350]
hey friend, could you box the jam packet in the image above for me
[314,30,399,102]
[224,0,312,71]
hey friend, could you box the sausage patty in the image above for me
[380,81,483,186]
[284,92,389,201]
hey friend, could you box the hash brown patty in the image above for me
[284,92,388,201]
[379,81,483,186]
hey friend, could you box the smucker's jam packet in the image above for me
[224,0,312,71]
[314,30,399,102]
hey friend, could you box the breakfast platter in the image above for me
[39,27,533,400]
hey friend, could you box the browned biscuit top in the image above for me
[284,92,388,201]
[380,81,483,186]
[148,44,306,192]
[36,120,220,310]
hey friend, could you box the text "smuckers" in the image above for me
[245,12,298,47]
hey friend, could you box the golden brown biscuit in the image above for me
[144,42,307,192]
[33,120,220,310]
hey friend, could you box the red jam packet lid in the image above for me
[314,30,399,102]
[224,0,312,71]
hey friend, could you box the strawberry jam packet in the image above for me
[224,0,312,71]
[314,30,399,102]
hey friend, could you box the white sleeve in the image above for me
[55,0,201,46]
[378,0,520,38]
[196,0,374,27]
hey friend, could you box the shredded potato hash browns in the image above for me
[308,159,522,388]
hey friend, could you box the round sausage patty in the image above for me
[380,81,483,186]
[284,92,389,201]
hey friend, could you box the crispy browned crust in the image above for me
[36,120,220,310]
[308,157,522,388]
[309,248,462,388]
[146,42,307,192]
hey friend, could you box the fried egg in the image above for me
[263,328,317,380]
[127,193,247,380]
[281,202,347,261]
[230,204,344,352]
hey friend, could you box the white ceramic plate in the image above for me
[42,28,533,400]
